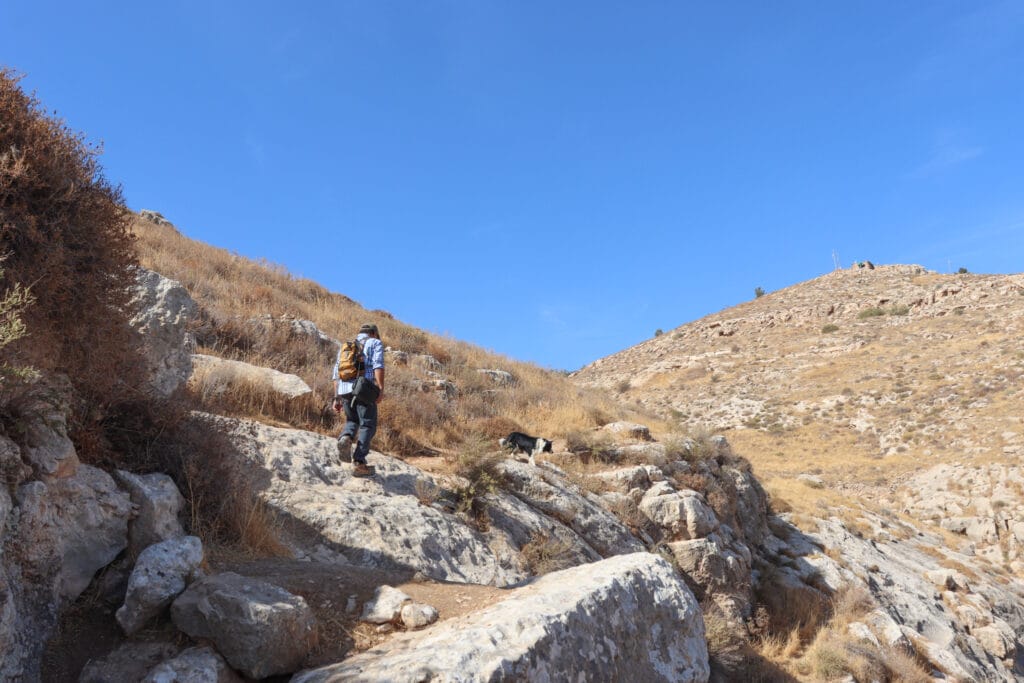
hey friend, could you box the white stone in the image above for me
[360,585,412,624]
[130,268,197,397]
[191,354,312,399]
[114,470,186,555]
[141,646,242,683]
[400,602,439,629]
[116,536,203,635]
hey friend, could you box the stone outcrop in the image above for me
[190,412,528,586]
[116,535,204,635]
[114,470,186,556]
[770,510,1024,681]
[293,553,709,683]
[129,267,197,398]
[171,572,317,679]
[191,353,312,399]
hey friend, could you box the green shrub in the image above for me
[820,323,839,334]
[957,267,968,274]
[888,305,909,316]
[857,307,885,319]
[754,287,766,298]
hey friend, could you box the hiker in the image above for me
[333,323,385,477]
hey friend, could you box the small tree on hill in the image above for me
[754,287,766,298]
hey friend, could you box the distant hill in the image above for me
[573,264,1024,502]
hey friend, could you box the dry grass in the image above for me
[754,583,933,682]
[133,217,656,457]
[520,532,577,575]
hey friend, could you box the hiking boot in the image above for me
[336,435,353,464]
[352,462,374,478]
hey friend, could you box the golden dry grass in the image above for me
[133,216,661,456]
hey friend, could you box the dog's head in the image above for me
[498,437,508,448]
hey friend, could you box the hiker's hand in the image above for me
[376,389,384,404]
[332,397,343,413]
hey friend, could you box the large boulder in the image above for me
[116,535,204,635]
[190,413,527,586]
[129,267,197,398]
[15,466,132,602]
[190,354,312,399]
[293,553,709,683]
[114,470,186,556]
[171,572,317,679]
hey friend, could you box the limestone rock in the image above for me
[476,368,515,386]
[130,268,197,398]
[400,602,439,629]
[191,354,312,399]
[171,572,317,679]
[193,413,527,586]
[640,483,718,541]
[974,619,1016,660]
[114,470,186,556]
[498,460,645,558]
[141,646,243,683]
[15,465,132,601]
[600,421,653,441]
[293,553,709,683]
[79,640,181,683]
[116,535,204,635]
[360,585,412,624]
[139,209,173,227]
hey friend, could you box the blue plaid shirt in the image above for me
[334,333,384,395]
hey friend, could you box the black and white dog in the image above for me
[499,431,553,466]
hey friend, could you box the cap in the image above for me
[359,323,379,336]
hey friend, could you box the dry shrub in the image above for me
[755,565,832,644]
[448,438,508,527]
[132,215,664,458]
[703,601,798,683]
[564,430,619,464]
[0,69,145,459]
[520,532,576,575]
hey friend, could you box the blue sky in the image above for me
[4,2,1023,370]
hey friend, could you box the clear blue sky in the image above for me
[4,2,1023,370]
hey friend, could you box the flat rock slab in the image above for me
[293,552,709,683]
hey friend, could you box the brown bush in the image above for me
[0,69,143,457]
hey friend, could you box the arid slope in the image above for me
[574,265,1024,505]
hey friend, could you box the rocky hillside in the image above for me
[575,264,1024,496]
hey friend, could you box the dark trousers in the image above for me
[341,397,377,464]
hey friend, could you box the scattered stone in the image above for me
[141,646,243,683]
[116,535,204,635]
[79,640,181,683]
[114,470,186,556]
[360,585,412,624]
[400,602,439,629]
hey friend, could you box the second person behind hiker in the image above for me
[333,323,385,477]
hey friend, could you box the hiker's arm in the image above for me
[374,367,384,401]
